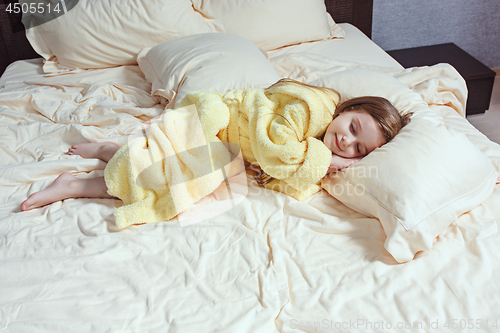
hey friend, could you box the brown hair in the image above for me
[334,96,412,144]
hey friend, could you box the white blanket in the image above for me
[1,57,500,332]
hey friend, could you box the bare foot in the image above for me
[21,173,79,211]
[67,142,120,162]
[21,172,112,211]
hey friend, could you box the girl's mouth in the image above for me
[335,134,341,150]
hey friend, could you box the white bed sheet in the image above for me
[1,30,500,333]
[0,59,152,92]
[267,23,404,70]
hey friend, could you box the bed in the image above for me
[1,1,500,332]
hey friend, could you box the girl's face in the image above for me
[323,109,385,158]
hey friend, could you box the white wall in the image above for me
[372,0,500,68]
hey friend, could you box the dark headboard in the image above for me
[325,0,373,39]
[0,0,373,76]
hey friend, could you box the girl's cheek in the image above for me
[327,135,336,152]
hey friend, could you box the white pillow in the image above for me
[137,33,281,107]
[23,0,224,73]
[191,0,344,51]
[308,68,426,114]
[321,111,498,263]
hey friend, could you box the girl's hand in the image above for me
[327,154,362,174]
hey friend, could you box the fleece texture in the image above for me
[105,81,339,227]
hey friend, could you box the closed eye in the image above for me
[350,123,355,134]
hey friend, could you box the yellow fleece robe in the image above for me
[104,80,339,228]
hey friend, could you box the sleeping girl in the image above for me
[21,79,411,227]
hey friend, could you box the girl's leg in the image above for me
[21,142,120,211]
[67,142,120,162]
[21,172,113,211]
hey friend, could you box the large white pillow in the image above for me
[22,0,224,73]
[308,68,426,114]
[321,110,498,263]
[191,0,344,51]
[137,33,281,107]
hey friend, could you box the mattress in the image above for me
[1,24,500,333]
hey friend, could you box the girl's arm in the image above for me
[327,154,362,174]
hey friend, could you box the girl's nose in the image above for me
[342,134,355,149]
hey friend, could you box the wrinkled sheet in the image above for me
[1,55,500,333]
[267,24,404,70]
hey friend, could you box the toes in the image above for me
[21,199,33,211]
